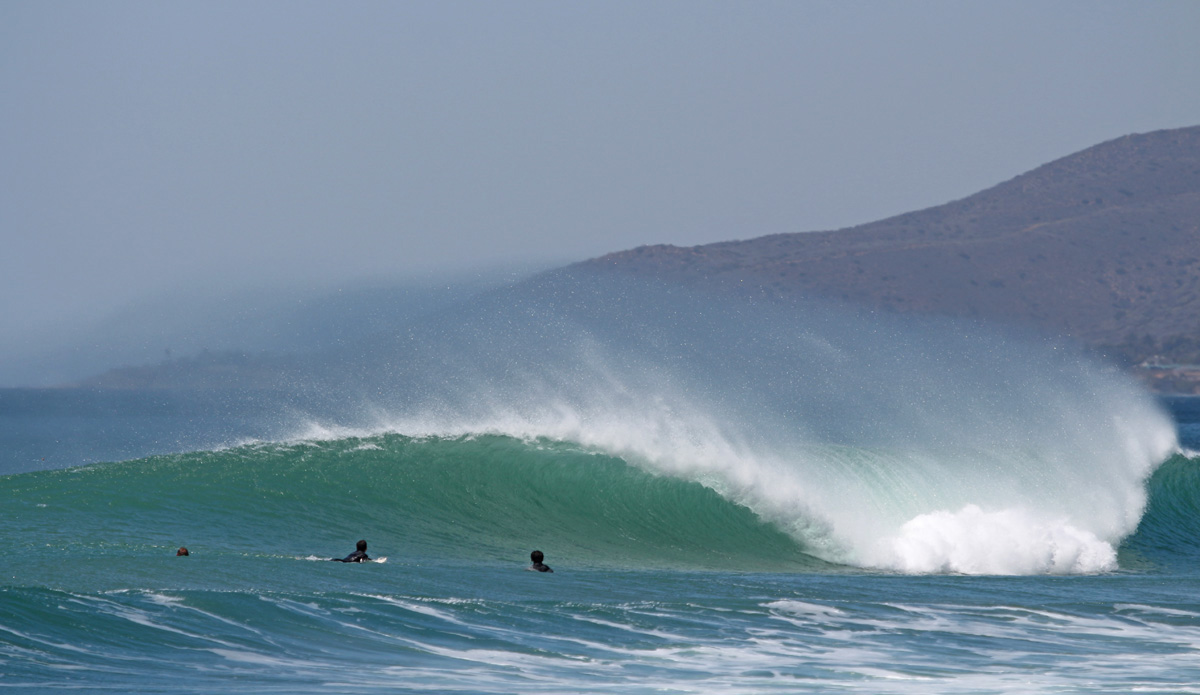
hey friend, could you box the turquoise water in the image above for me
[2,413,1199,693]
[6,568,1200,694]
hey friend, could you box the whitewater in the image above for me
[2,270,1198,693]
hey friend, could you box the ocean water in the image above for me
[3,275,1200,693]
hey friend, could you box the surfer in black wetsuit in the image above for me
[527,549,553,573]
[332,539,371,563]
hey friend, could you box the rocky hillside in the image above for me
[582,126,1200,381]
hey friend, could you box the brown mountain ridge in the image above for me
[581,126,1200,391]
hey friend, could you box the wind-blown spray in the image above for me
[326,269,1177,574]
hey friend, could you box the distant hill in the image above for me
[75,349,297,391]
[581,126,1200,391]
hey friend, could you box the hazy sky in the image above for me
[3,1,1199,343]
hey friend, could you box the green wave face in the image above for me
[1122,451,1200,567]
[7,430,1195,580]
[1,434,824,575]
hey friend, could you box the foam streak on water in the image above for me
[4,573,1200,694]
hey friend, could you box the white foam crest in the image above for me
[286,420,380,443]
[367,357,1174,574]
[144,592,269,636]
[365,595,469,626]
[1114,603,1200,618]
[866,504,1117,574]
[207,647,311,668]
[766,600,846,620]
[74,594,242,647]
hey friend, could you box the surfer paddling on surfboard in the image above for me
[332,539,372,563]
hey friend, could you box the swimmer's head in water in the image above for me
[531,550,544,563]
[177,547,189,556]
[357,539,367,552]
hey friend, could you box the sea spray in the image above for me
[323,270,1178,574]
